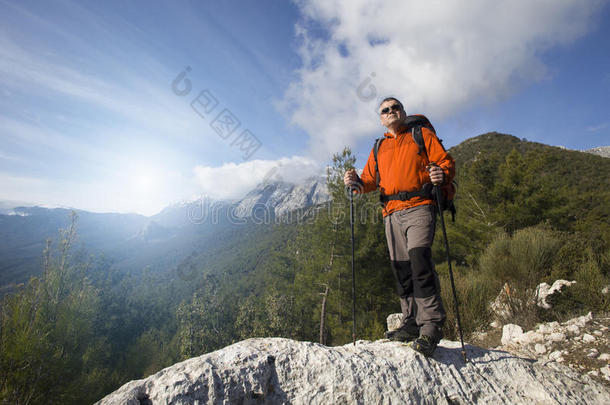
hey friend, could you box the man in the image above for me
[344,97,455,357]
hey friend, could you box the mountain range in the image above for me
[1,136,607,293]
[0,176,330,293]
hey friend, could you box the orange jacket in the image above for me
[359,126,455,216]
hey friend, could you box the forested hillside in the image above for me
[1,133,609,404]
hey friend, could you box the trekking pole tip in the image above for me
[461,350,467,363]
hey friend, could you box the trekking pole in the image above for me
[349,187,356,346]
[434,185,467,362]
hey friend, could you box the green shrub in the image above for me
[479,227,560,288]
[437,264,497,340]
[475,227,562,329]
[546,251,610,320]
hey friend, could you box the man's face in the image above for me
[379,100,405,129]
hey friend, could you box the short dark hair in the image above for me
[379,97,403,110]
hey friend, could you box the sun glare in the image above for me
[134,174,155,190]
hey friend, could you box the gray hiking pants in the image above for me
[384,204,446,340]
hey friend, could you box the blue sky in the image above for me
[1,0,609,215]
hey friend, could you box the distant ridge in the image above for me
[584,146,610,158]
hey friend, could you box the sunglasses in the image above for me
[380,104,402,115]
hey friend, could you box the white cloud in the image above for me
[193,156,323,200]
[283,0,606,157]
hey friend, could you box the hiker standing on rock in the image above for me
[344,97,456,357]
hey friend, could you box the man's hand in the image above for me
[344,169,360,187]
[428,165,444,185]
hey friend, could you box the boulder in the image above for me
[386,313,403,331]
[548,332,566,343]
[95,337,610,404]
[501,324,523,345]
[536,280,576,309]
[534,344,547,354]
[567,312,593,328]
[489,283,517,321]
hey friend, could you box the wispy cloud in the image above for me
[0,2,229,214]
[282,0,606,157]
[586,122,608,132]
[0,36,196,136]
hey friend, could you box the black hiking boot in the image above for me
[409,335,438,357]
[384,324,419,342]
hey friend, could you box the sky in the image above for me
[1,0,609,216]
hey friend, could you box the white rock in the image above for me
[549,350,564,361]
[530,332,544,343]
[534,344,547,354]
[570,312,593,328]
[582,333,596,343]
[502,324,524,345]
[566,324,579,334]
[601,366,610,380]
[490,283,518,320]
[602,285,610,294]
[549,332,566,343]
[537,323,558,334]
[573,335,582,341]
[588,370,599,377]
[536,282,552,309]
[517,331,542,346]
[536,280,576,309]
[593,330,603,337]
[587,349,600,359]
[386,313,403,331]
[598,353,610,362]
[490,320,502,329]
[94,337,610,405]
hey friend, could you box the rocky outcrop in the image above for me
[584,146,610,158]
[497,312,610,386]
[536,280,576,309]
[96,337,610,404]
[233,177,329,219]
[488,280,576,322]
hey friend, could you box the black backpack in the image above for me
[373,115,457,221]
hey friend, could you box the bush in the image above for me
[545,251,610,320]
[476,227,561,329]
[437,264,497,340]
[479,227,561,288]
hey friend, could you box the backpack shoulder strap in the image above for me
[412,126,426,158]
[405,114,435,161]
[373,137,384,188]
